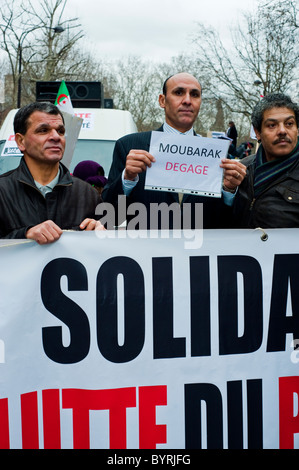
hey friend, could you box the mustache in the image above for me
[273,137,292,144]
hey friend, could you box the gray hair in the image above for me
[251,93,299,132]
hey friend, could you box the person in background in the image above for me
[73,160,108,196]
[236,142,254,159]
[0,101,104,244]
[232,93,299,228]
[226,121,238,148]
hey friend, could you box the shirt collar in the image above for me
[34,168,61,197]
[163,122,195,136]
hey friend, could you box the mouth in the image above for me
[46,146,63,152]
[179,109,193,114]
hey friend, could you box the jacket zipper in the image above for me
[249,198,256,210]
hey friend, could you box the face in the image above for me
[159,73,202,132]
[15,111,66,165]
[255,107,298,161]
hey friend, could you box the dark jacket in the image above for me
[233,152,299,228]
[102,128,233,229]
[227,125,238,148]
[0,158,102,239]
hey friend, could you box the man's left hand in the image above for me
[80,219,106,231]
[220,158,247,192]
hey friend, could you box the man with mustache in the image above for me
[0,101,104,243]
[102,72,246,229]
[232,93,299,228]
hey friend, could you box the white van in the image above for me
[0,107,137,175]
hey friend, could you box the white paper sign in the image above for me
[145,132,230,198]
[61,111,83,168]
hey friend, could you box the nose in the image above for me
[49,128,62,140]
[277,123,287,134]
[182,92,192,104]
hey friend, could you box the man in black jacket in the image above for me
[102,72,246,229]
[0,101,104,244]
[233,93,299,228]
[226,121,238,148]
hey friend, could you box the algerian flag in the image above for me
[55,80,74,115]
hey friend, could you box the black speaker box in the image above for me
[36,81,103,108]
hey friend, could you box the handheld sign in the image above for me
[145,132,230,198]
[61,111,83,169]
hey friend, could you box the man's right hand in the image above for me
[124,149,156,181]
[26,220,63,245]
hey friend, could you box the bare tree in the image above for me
[103,56,163,131]
[191,0,299,120]
[0,0,93,108]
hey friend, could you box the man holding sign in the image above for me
[102,73,246,229]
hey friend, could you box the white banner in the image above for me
[145,132,230,197]
[0,229,298,450]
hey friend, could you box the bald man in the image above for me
[102,72,246,229]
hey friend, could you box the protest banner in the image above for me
[145,132,230,197]
[0,229,298,449]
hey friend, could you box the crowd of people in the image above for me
[0,71,298,244]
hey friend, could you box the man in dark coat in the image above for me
[0,101,104,243]
[226,121,238,148]
[102,73,246,229]
[232,93,299,228]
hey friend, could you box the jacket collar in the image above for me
[17,157,73,187]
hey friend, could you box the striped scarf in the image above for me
[254,139,299,197]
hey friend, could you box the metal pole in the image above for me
[17,44,22,108]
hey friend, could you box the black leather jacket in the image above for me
[233,152,299,228]
[0,158,102,238]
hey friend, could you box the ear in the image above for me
[254,128,261,142]
[15,133,26,153]
[158,94,166,109]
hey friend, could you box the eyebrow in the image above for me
[35,122,65,130]
[172,86,201,94]
[264,115,296,124]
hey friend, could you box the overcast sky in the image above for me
[65,0,258,63]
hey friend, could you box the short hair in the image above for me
[251,93,299,132]
[162,75,174,95]
[14,101,64,135]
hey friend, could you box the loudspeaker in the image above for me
[36,81,103,108]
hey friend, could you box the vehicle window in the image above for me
[69,140,116,176]
[0,140,22,174]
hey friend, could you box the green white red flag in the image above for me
[55,80,74,115]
